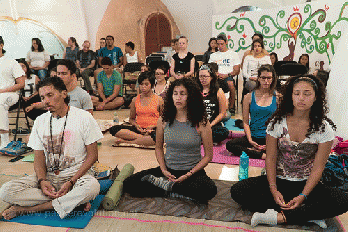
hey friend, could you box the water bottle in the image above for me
[113,112,119,125]
[238,151,249,181]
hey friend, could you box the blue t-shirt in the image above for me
[98,47,123,66]
[97,70,123,96]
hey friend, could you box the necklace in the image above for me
[50,107,69,175]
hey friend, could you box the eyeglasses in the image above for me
[155,72,165,75]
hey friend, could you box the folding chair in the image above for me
[8,91,31,141]
[122,63,144,108]
[278,63,308,84]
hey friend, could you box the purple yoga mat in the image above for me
[201,137,265,168]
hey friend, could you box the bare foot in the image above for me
[84,202,91,212]
[113,138,125,146]
[2,206,24,220]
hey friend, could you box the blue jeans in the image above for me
[31,69,47,80]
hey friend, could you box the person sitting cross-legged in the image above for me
[123,78,217,204]
[109,71,163,147]
[0,76,103,220]
[91,57,124,110]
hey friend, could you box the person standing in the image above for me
[0,36,25,149]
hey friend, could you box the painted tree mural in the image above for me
[215,2,348,65]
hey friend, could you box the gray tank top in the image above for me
[164,119,202,170]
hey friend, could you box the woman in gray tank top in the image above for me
[123,78,217,204]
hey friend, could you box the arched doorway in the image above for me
[145,13,171,56]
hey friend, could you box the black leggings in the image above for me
[226,135,265,159]
[212,124,229,144]
[109,124,156,142]
[123,166,217,204]
[230,175,348,224]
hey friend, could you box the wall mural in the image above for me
[0,17,65,59]
[212,1,348,71]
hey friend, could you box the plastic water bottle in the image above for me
[113,112,119,125]
[238,151,249,181]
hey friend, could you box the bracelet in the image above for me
[38,178,47,189]
[269,184,277,188]
[299,193,307,199]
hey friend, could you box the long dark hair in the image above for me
[31,38,44,52]
[266,74,336,137]
[69,37,79,48]
[255,64,278,93]
[251,38,264,51]
[298,54,310,71]
[162,78,208,127]
[207,37,217,52]
[18,59,32,78]
[197,63,219,96]
[270,52,278,64]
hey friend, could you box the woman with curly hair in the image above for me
[123,78,217,204]
[230,74,348,228]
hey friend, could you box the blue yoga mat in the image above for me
[223,118,244,131]
[1,179,113,229]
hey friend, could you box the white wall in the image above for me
[81,0,111,50]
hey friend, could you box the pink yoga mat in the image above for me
[201,135,265,168]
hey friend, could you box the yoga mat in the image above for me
[201,139,265,168]
[102,163,135,210]
[0,178,113,229]
[224,118,244,131]
[114,179,344,232]
[21,153,35,162]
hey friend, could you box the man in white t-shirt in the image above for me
[0,76,103,219]
[0,36,26,149]
[209,34,241,115]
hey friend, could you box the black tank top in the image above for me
[203,91,220,123]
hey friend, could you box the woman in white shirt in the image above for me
[124,41,142,65]
[26,38,50,80]
[242,39,272,95]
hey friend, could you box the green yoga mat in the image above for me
[102,163,134,210]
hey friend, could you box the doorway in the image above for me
[145,13,171,56]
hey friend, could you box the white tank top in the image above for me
[126,51,138,63]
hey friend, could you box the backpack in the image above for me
[321,153,348,192]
